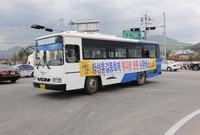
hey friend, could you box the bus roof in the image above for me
[36,31,159,45]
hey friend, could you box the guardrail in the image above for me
[181,64,191,70]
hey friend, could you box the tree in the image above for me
[9,48,29,64]
[18,48,26,60]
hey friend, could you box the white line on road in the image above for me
[164,109,200,135]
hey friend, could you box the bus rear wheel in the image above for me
[85,77,98,95]
[135,72,146,86]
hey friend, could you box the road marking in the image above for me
[164,109,200,135]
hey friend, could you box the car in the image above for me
[0,64,21,83]
[13,64,34,77]
[161,60,181,71]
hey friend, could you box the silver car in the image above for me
[13,64,34,77]
[161,60,181,71]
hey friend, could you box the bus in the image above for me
[33,31,161,94]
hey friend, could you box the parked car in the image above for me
[13,64,34,77]
[0,64,21,83]
[161,60,181,71]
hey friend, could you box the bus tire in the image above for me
[85,76,98,95]
[135,72,146,86]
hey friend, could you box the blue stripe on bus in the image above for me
[121,69,160,83]
[36,43,62,51]
[146,70,158,78]
[121,72,137,83]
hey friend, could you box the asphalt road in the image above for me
[0,70,200,135]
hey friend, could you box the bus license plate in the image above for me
[40,84,45,90]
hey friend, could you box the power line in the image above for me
[0,42,33,44]
[0,14,200,46]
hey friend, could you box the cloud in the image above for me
[1,0,200,50]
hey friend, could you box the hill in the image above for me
[148,35,192,45]
[0,46,23,59]
[148,35,193,51]
[147,35,196,54]
[184,42,200,50]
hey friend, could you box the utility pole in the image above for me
[68,20,76,30]
[141,11,153,40]
[127,12,155,40]
[163,12,166,60]
[58,18,64,32]
[144,12,148,40]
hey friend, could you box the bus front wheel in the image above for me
[135,72,146,86]
[85,77,99,95]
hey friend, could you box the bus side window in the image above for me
[74,45,80,61]
[94,54,100,58]
[65,45,80,63]
[144,50,150,58]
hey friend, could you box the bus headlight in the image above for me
[52,78,62,83]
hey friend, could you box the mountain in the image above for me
[0,46,23,59]
[148,35,193,47]
[184,42,200,50]
[148,35,194,52]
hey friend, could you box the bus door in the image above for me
[64,38,84,90]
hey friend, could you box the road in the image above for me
[0,70,200,135]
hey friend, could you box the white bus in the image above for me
[33,31,161,94]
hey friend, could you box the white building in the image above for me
[27,52,35,66]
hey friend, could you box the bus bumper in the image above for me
[33,82,66,91]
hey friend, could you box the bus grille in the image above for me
[37,78,51,82]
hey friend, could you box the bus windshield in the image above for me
[35,36,64,67]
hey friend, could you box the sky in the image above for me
[1,0,200,50]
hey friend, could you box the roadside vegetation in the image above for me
[4,48,32,64]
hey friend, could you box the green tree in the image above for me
[10,48,29,64]
[18,48,26,61]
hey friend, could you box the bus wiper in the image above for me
[47,60,51,69]
[36,60,41,69]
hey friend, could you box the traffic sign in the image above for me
[122,30,142,39]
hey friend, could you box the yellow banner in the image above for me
[80,60,97,76]
[147,58,156,70]
[80,58,156,76]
